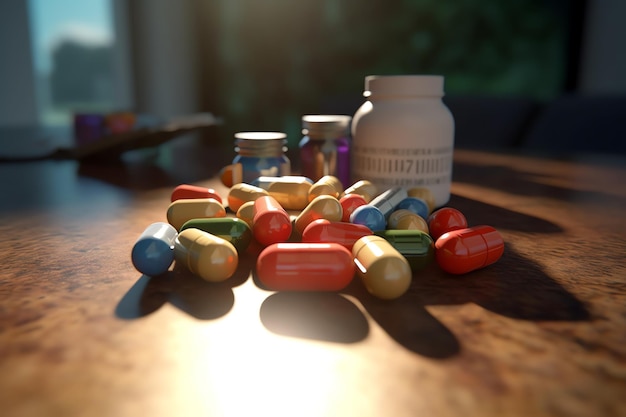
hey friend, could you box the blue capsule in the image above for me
[397,197,429,219]
[131,222,178,276]
[350,205,386,232]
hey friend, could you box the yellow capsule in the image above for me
[227,183,269,212]
[174,228,238,282]
[267,178,312,210]
[166,198,226,231]
[388,209,429,233]
[352,235,412,300]
[343,180,378,203]
[294,195,343,234]
[407,187,436,214]
[308,175,343,202]
[236,200,255,228]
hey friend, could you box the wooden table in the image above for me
[1,146,625,417]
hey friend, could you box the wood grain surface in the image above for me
[1,147,625,417]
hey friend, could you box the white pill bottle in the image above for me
[351,75,455,208]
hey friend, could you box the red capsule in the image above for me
[252,196,292,246]
[435,225,504,274]
[256,243,355,291]
[339,194,368,222]
[171,184,223,203]
[302,219,373,250]
[428,207,468,241]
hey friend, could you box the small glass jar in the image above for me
[299,115,352,187]
[232,132,291,184]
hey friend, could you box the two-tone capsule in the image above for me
[350,187,408,232]
[131,222,178,276]
[256,242,355,291]
[180,217,252,253]
[352,235,412,300]
[435,225,504,274]
[174,228,239,282]
[167,198,226,230]
[375,229,434,271]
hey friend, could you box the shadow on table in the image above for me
[115,252,253,320]
[448,194,563,233]
[453,160,626,205]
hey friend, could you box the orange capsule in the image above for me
[435,225,504,274]
[252,196,293,246]
[256,243,355,291]
[302,219,372,250]
[171,184,223,203]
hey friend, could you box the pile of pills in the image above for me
[131,175,504,300]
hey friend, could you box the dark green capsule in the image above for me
[180,217,252,252]
[375,229,434,271]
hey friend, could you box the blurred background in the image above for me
[1,0,624,160]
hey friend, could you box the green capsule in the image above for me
[375,229,434,271]
[180,217,252,253]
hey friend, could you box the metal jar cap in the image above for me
[234,132,287,157]
[302,115,352,140]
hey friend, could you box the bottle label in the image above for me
[352,145,453,203]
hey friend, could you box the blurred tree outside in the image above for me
[207,0,568,150]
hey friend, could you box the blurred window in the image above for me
[28,0,129,127]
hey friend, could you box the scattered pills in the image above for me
[174,228,239,282]
[435,225,504,274]
[256,242,355,291]
[166,198,226,231]
[131,222,177,276]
